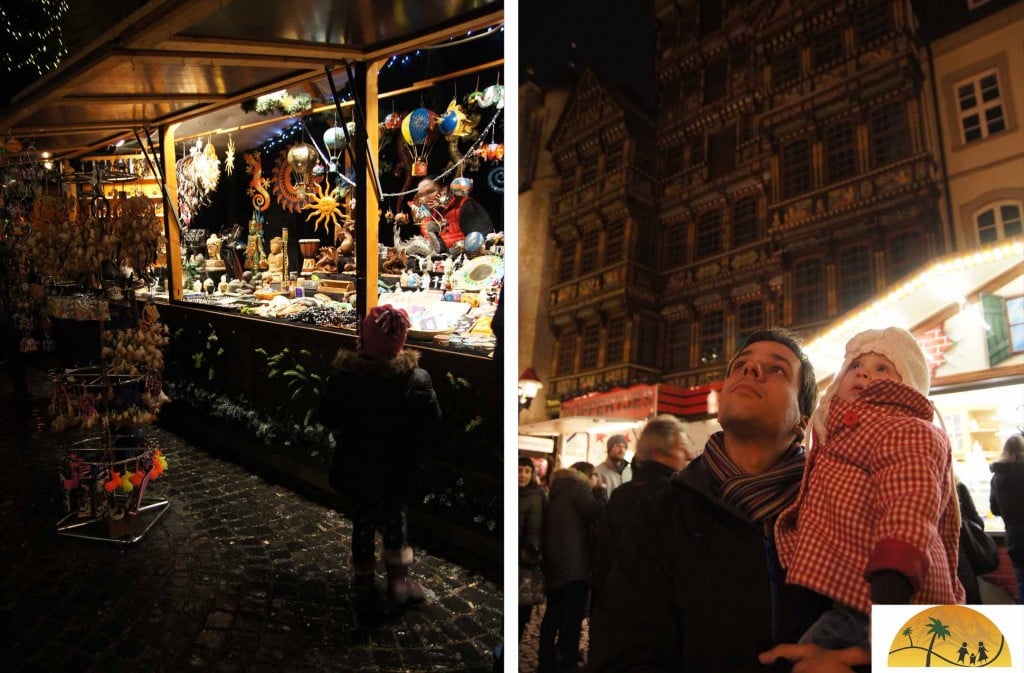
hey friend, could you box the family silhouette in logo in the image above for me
[956,641,989,666]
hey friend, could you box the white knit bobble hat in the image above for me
[811,326,931,442]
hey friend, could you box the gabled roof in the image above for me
[546,69,653,155]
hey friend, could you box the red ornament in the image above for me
[842,411,859,428]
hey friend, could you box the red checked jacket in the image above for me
[775,379,964,615]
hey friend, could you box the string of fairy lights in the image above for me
[1,0,70,78]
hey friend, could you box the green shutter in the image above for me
[982,293,1010,366]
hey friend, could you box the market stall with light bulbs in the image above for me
[0,0,506,559]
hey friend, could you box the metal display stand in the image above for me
[54,367,170,544]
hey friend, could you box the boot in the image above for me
[384,546,425,605]
[386,563,426,605]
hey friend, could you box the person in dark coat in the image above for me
[519,456,547,640]
[991,433,1024,603]
[956,478,990,604]
[589,328,867,673]
[591,414,693,613]
[321,305,442,609]
[539,461,606,673]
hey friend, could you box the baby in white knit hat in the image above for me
[773,327,964,652]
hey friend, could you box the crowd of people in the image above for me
[519,327,1023,673]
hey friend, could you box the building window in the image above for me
[637,221,659,267]
[700,0,722,36]
[581,155,599,184]
[794,257,825,323]
[782,138,812,198]
[665,222,687,267]
[689,135,705,167]
[581,323,600,370]
[826,122,857,183]
[839,244,873,313]
[605,221,625,263]
[557,329,577,376]
[659,142,685,180]
[605,144,624,174]
[856,1,892,45]
[976,202,1023,244]
[605,317,625,365]
[888,229,927,282]
[557,242,576,282]
[666,321,690,372]
[708,125,736,180]
[772,47,801,88]
[704,57,727,104]
[700,311,724,366]
[559,171,576,195]
[1007,296,1024,354]
[638,317,659,367]
[957,71,1006,143]
[732,197,759,247]
[736,300,764,350]
[812,25,844,69]
[870,101,910,167]
[696,210,723,257]
[580,229,600,274]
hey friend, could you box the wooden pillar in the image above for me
[162,123,183,300]
[353,60,382,320]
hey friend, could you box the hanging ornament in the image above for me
[272,144,323,213]
[451,177,473,197]
[384,112,403,130]
[487,166,504,193]
[224,135,236,176]
[286,142,317,200]
[323,121,355,173]
[401,108,437,178]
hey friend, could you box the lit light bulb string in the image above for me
[375,24,504,73]
[1,1,71,77]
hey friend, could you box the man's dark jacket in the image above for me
[588,456,829,673]
[592,459,678,610]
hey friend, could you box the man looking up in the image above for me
[588,328,869,672]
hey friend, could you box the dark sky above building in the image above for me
[520,0,656,106]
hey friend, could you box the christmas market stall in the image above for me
[0,0,505,563]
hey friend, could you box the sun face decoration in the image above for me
[302,181,351,235]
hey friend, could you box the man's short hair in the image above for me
[635,415,690,463]
[729,328,817,417]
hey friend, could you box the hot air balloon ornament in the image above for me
[323,121,355,174]
[401,107,438,177]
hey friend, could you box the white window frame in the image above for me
[974,201,1023,245]
[955,69,1006,143]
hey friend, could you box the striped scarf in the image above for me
[702,431,806,536]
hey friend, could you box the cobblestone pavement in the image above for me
[517,605,589,673]
[0,365,503,673]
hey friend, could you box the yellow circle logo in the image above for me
[888,605,1012,667]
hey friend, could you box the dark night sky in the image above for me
[520,0,656,107]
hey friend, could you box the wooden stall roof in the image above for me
[0,0,503,162]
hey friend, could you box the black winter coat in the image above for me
[588,457,830,673]
[991,461,1024,567]
[543,468,606,591]
[519,482,546,566]
[592,459,678,611]
[321,349,441,502]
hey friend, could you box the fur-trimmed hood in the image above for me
[331,348,421,378]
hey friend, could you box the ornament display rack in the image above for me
[54,365,170,544]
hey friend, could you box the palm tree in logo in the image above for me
[924,617,952,667]
[902,627,914,648]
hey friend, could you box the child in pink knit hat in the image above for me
[773,327,963,652]
[321,304,442,615]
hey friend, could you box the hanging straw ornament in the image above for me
[225,135,236,176]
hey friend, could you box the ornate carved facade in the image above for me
[544,0,955,405]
